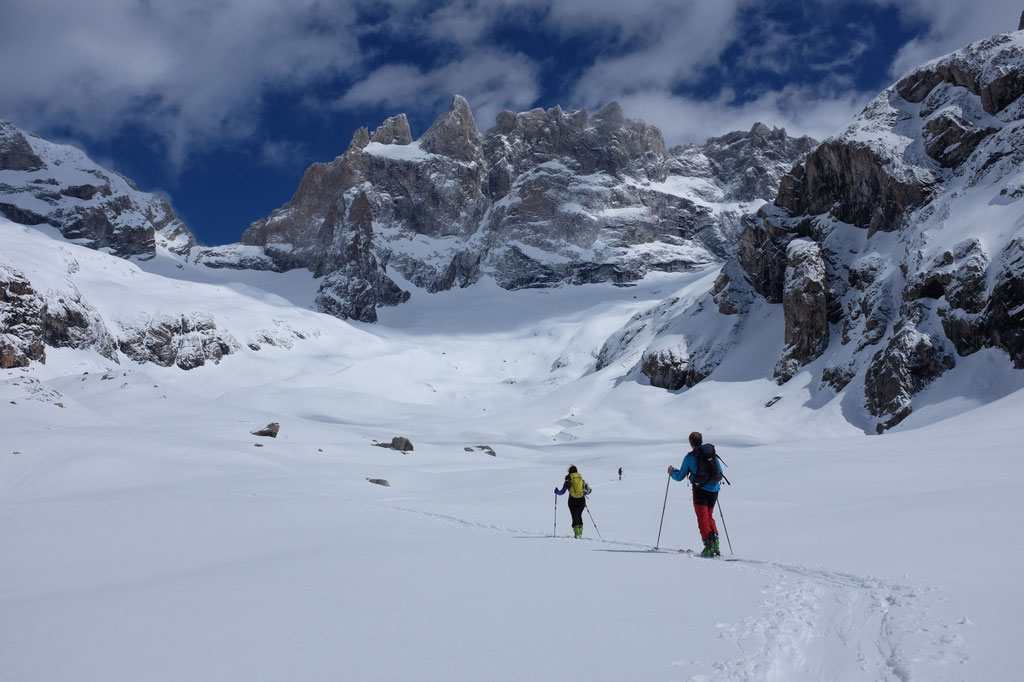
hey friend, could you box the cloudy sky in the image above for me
[2,0,1020,245]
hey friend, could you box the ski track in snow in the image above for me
[375,502,971,682]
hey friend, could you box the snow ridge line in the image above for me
[372,501,970,680]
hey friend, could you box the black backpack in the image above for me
[690,443,730,487]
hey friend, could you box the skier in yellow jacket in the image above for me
[554,465,590,538]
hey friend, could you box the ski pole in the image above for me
[716,498,733,555]
[655,473,671,549]
[585,504,602,539]
[553,492,558,538]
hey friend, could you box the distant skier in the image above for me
[618,467,623,481]
[554,465,591,538]
[667,431,725,557]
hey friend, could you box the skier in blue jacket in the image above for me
[667,431,722,557]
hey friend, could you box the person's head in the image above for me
[688,431,703,448]
[568,465,578,474]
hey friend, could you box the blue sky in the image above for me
[2,0,1020,246]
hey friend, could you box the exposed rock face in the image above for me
[895,34,1024,116]
[922,110,997,168]
[41,286,119,361]
[986,237,1024,368]
[0,121,195,259]
[233,97,815,320]
[864,320,955,432]
[420,95,483,163]
[745,31,1024,428]
[641,348,697,390]
[311,192,410,323]
[679,122,818,202]
[0,265,46,368]
[117,313,240,369]
[371,114,413,145]
[0,124,44,171]
[600,29,1024,432]
[775,239,829,382]
[774,139,934,235]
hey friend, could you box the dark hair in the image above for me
[688,431,703,447]
[567,465,578,474]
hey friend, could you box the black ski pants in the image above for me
[567,495,586,527]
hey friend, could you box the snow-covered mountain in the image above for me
[4,27,1024,682]
[2,26,1023,437]
[0,122,195,259]
[0,219,322,370]
[601,28,1024,432]
[197,100,814,321]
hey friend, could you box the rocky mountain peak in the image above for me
[212,95,815,321]
[676,123,817,203]
[370,114,413,145]
[593,101,626,127]
[419,95,483,163]
[348,126,370,151]
[0,120,195,259]
[1019,10,1023,31]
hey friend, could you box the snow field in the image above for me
[2,221,1023,680]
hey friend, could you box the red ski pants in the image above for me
[692,487,719,540]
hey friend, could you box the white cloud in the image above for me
[569,1,742,104]
[614,87,872,146]
[4,0,1017,174]
[0,0,363,166]
[872,0,1023,78]
[258,139,308,169]
[337,51,541,133]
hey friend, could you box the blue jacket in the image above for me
[670,451,721,492]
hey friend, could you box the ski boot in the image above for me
[709,531,721,557]
[700,537,715,557]
[573,524,583,539]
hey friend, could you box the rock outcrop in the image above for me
[600,28,1024,432]
[751,31,1024,429]
[0,121,196,259]
[117,313,239,370]
[775,239,829,382]
[0,265,46,368]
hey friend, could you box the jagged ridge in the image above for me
[202,98,814,321]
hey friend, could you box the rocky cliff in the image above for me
[200,98,814,321]
[601,29,1024,432]
[0,121,195,260]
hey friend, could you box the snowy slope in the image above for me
[2,219,1023,681]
